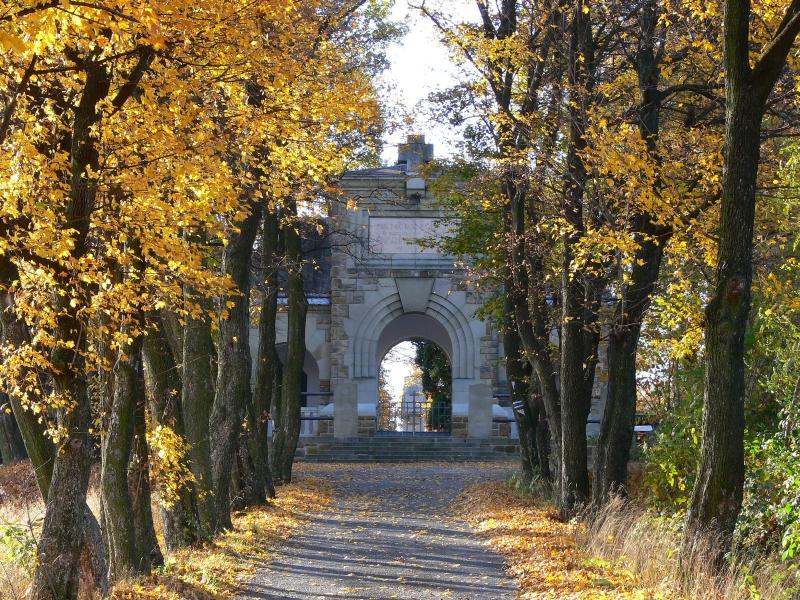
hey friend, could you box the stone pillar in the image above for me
[334,382,358,438]
[468,382,492,438]
[357,378,378,437]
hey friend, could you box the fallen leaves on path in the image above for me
[457,481,675,599]
[112,477,334,600]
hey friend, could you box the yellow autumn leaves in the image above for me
[0,1,382,419]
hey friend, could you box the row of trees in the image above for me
[422,0,800,566]
[0,2,396,598]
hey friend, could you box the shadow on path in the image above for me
[236,462,518,600]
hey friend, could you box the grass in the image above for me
[457,480,668,599]
[0,460,333,600]
[459,478,799,600]
[580,496,799,600]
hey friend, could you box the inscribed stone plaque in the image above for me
[369,217,446,254]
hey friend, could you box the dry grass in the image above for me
[459,478,798,600]
[580,496,798,600]
[0,460,334,600]
[458,480,673,599]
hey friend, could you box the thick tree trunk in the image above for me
[182,308,218,537]
[594,238,664,504]
[1,254,108,597]
[683,0,800,560]
[594,329,637,502]
[142,318,200,550]
[33,329,94,600]
[593,0,668,506]
[507,183,562,470]
[32,58,110,600]
[271,204,307,485]
[101,337,141,582]
[558,1,595,519]
[684,105,758,556]
[534,396,552,482]
[251,211,280,499]
[129,385,163,571]
[210,201,263,527]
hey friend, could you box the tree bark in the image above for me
[593,0,669,506]
[683,0,800,560]
[685,87,757,557]
[1,253,108,596]
[182,307,218,537]
[32,57,110,600]
[210,201,263,527]
[271,203,307,485]
[559,0,594,519]
[142,317,200,550]
[503,288,539,482]
[129,379,163,571]
[251,210,280,499]
[101,336,141,582]
[0,404,26,463]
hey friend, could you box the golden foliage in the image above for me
[0,0,381,432]
[146,424,196,509]
[458,482,675,599]
[111,477,334,600]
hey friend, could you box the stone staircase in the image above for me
[295,435,520,463]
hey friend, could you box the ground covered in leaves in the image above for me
[0,459,333,600]
[458,481,675,599]
[236,462,518,599]
[112,476,334,599]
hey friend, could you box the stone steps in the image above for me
[295,436,520,462]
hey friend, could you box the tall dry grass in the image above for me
[578,496,798,600]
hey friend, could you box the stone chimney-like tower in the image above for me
[396,134,434,173]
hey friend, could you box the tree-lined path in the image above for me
[237,463,517,600]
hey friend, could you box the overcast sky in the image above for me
[378,1,477,165]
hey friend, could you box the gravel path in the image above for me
[237,462,518,600]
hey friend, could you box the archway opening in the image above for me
[378,338,452,434]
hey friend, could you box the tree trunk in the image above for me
[182,308,218,537]
[507,180,562,471]
[129,383,163,571]
[683,0,800,560]
[32,58,110,600]
[535,397,552,482]
[1,252,108,596]
[271,203,307,485]
[0,404,26,463]
[593,0,668,506]
[210,201,263,527]
[503,289,538,482]
[558,0,594,519]
[101,336,141,582]
[684,95,758,557]
[142,317,200,550]
[251,211,280,499]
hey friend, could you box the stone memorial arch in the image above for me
[266,135,607,445]
[328,134,504,439]
[263,135,510,441]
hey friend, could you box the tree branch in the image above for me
[751,0,800,92]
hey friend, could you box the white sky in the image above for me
[378,0,477,165]
[382,341,417,404]
[377,1,477,406]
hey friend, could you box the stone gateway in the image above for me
[262,135,608,458]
